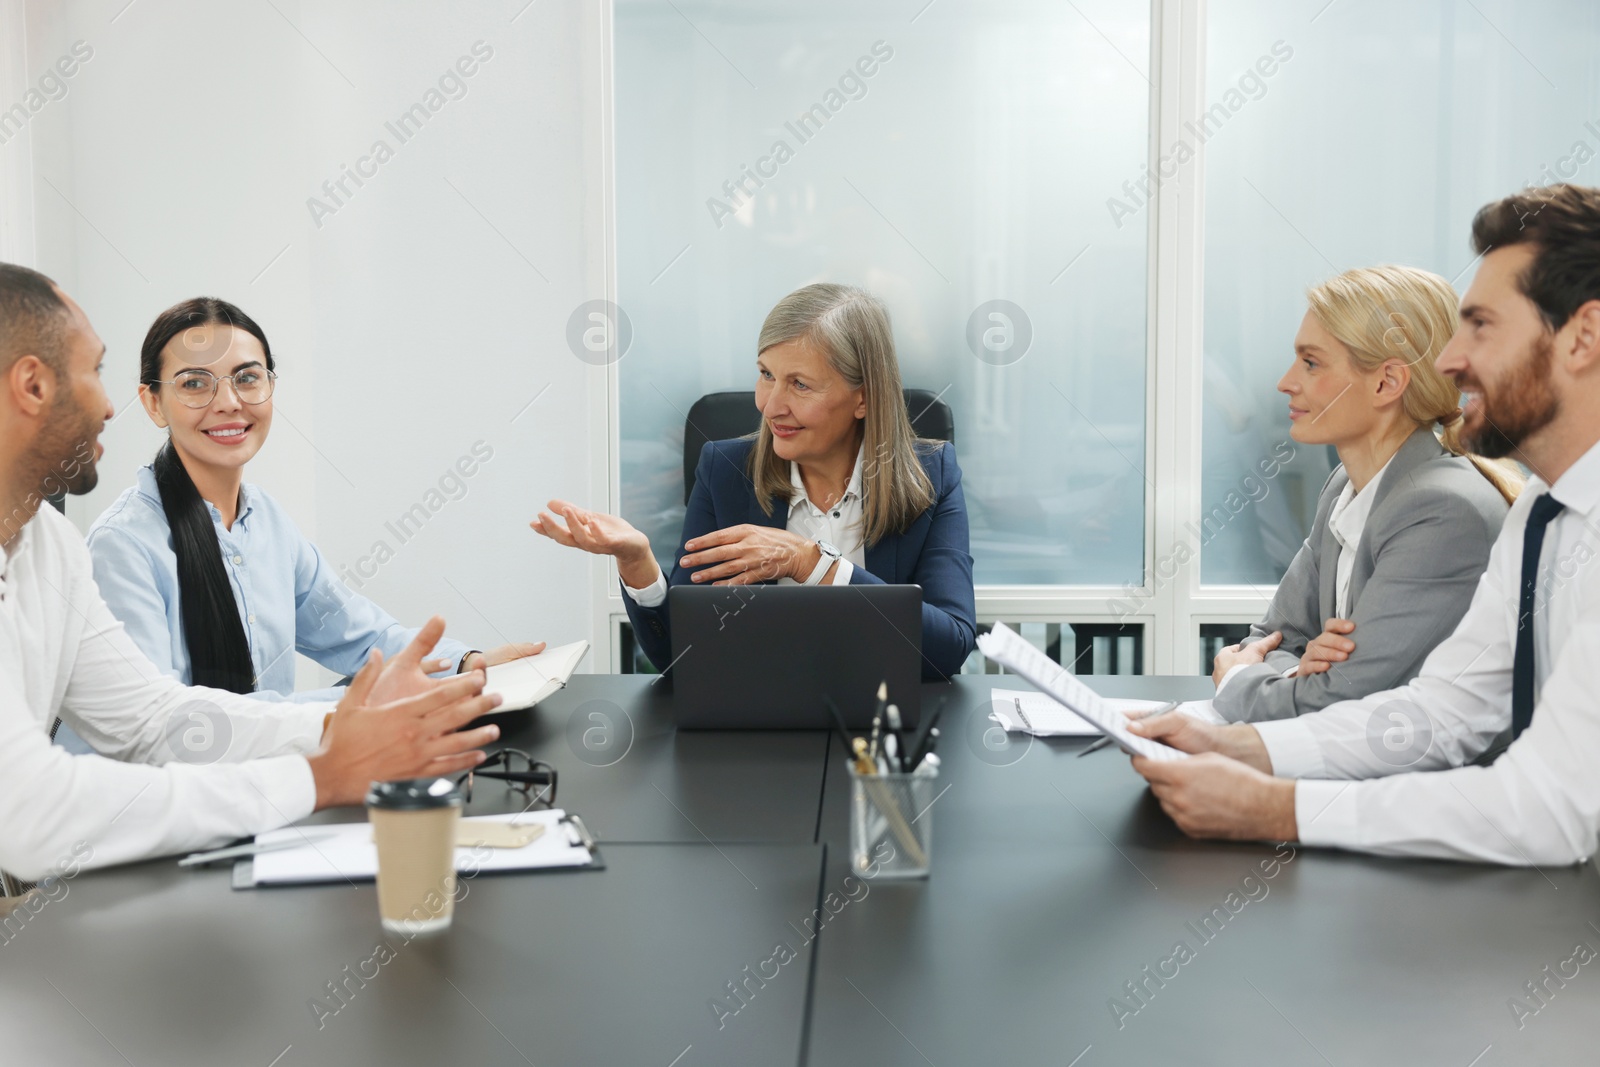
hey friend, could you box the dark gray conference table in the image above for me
[11,674,1600,1066]
[0,843,824,1067]
[809,676,1600,1066]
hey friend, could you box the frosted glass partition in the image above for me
[614,0,1151,586]
[1201,0,1600,584]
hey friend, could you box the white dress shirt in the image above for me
[1215,457,1394,696]
[0,506,330,881]
[1254,439,1600,865]
[1327,457,1391,618]
[625,448,866,607]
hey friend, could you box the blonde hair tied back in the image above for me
[1305,265,1524,504]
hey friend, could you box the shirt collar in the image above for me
[1,512,34,591]
[1329,454,1394,549]
[788,444,866,515]
[1543,437,1600,518]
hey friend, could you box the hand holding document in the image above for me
[975,623,1188,761]
[483,640,589,711]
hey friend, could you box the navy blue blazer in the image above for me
[624,438,977,680]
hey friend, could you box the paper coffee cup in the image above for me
[366,778,464,936]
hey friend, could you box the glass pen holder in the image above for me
[848,763,938,880]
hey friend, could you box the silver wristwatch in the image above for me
[804,539,842,585]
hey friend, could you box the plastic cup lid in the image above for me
[365,777,465,811]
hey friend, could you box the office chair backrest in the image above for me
[682,389,954,504]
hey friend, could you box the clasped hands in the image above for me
[1212,618,1358,686]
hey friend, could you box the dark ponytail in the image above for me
[139,298,276,694]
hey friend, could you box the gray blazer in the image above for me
[1213,428,1510,723]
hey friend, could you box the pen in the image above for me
[822,694,856,752]
[905,693,948,770]
[1078,701,1180,757]
[886,703,905,772]
[1012,696,1034,733]
[178,832,336,868]
[851,737,876,776]
[867,681,887,762]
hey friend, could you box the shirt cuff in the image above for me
[1294,779,1361,848]
[830,558,854,586]
[1253,716,1327,778]
[255,754,319,825]
[285,704,334,754]
[623,571,668,608]
[1214,662,1251,696]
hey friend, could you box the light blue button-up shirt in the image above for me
[85,466,469,702]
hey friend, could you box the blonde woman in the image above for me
[1212,265,1521,722]
[532,283,976,679]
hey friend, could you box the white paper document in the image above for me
[975,623,1188,761]
[246,810,593,887]
[990,693,1223,736]
[989,688,1099,736]
[483,640,589,711]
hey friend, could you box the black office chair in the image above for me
[681,389,955,504]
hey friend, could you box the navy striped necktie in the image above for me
[1511,492,1566,738]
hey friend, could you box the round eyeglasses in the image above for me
[455,748,557,809]
[151,367,276,408]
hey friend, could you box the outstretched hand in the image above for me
[531,499,659,589]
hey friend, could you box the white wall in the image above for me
[9,0,613,680]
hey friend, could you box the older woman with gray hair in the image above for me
[532,282,976,679]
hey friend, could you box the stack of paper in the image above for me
[975,623,1188,761]
[244,810,594,887]
[988,688,1099,736]
[483,640,589,711]
[989,692,1223,735]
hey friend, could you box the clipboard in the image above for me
[230,810,605,890]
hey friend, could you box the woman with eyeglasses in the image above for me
[85,297,541,701]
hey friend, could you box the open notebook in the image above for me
[483,640,589,712]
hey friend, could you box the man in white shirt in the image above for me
[1130,183,1600,865]
[0,264,503,883]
